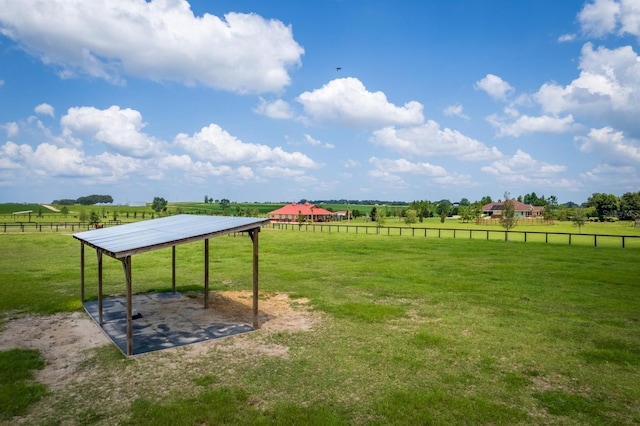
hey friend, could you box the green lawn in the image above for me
[0,230,639,424]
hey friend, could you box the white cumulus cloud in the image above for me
[61,106,162,158]
[487,113,577,137]
[370,120,502,161]
[576,126,640,162]
[297,77,424,128]
[253,98,295,119]
[0,0,303,93]
[578,0,640,37]
[34,103,54,117]
[475,74,515,101]
[481,149,567,183]
[443,104,470,119]
[175,124,318,168]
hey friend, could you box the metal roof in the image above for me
[73,214,270,258]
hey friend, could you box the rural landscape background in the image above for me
[1,194,639,424]
[2,0,640,423]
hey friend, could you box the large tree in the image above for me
[151,197,168,213]
[618,191,640,220]
[586,192,619,221]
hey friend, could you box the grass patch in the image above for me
[1,231,639,424]
[0,349,47,420]
[125,387,348,425]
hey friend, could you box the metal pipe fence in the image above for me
[0,221,121,233]
[269,222,640,249]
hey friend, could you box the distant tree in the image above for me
[404,209,417,225]
[60,206,69,217]
[543,195,558,220]
[572,207,587,233]
[352,209,362,218]
[459,197,470,206]
[376,209,386,230]
[77,195,113,205]
[479,195,493,206]
[459,205,474,223]
[89,210,100,226]
[522,192,547,206]
[500,192,517,239]
[436,200,451,223]
[219,198,230,210]
[409,200,432,222]
[370,206,378,222]
[52,198,77,206]
[436,200,452,217]
[112,210,118,222]
[204,195,209,204]
[618,191,640,220]
[79,210,88,223]
[151,197,168,213]
[586,192,619,221]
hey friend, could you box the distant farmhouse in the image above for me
[268,202,334,223]
[482,200,544,219]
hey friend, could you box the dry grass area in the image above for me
[0,291,321,424]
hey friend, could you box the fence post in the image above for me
[524,232,527,242]
[622,236,625,248]
[486,230,489,240]
[594,235,597,247]
[438,229,441,238]
[569,234,572,245]
[545,233,548,243]
[453,229,456,239]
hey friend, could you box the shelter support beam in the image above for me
[172,246,176,293]
[80,243,85,303]
[250,229,260,329]
[122,256,133,356]
[204,239,209,309]
[97,251,103,325]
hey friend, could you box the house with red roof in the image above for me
[268,202,334,223]
[482,200,544,219]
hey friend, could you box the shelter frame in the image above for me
[73,215,269,356]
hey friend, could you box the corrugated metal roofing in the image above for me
[73,214,270,258]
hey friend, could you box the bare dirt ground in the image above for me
[40,204,60,212]
[1,290,321,426]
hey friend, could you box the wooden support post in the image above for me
[80,243,85,303]
[204,239,209,309]
[172,246,176,293]
[250,229,260,329]
[97,250,103,325]
[122,256,133,357]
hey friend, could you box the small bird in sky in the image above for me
[336,67,341,71]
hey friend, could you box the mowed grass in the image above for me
[0,230,639,424]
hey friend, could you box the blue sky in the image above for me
[1,0,639,205]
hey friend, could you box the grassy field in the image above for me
[1,228,639,424]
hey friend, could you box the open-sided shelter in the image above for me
[73,214,270,356]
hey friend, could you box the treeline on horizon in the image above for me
[306,199,408,206]
[51,194,114,205]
